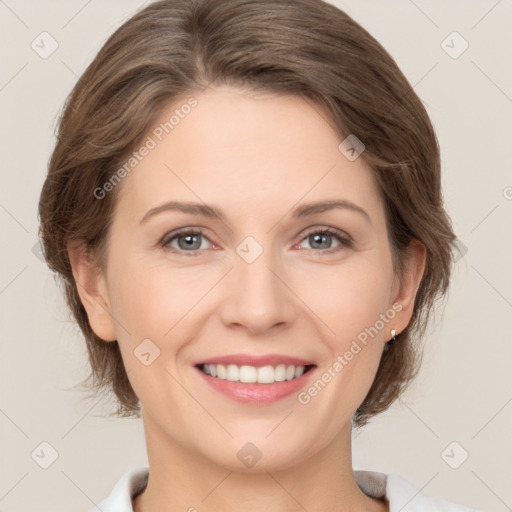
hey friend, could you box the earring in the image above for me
[384,329,397,351]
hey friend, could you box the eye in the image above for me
[159,226,353,256]
[160,228,213,256]
[296,227,353,253]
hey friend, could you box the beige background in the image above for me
[1,1,511,511]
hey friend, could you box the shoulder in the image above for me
[88,466,149,512]
[355,469,483,512]
[90,466,483,512]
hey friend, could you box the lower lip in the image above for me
[194,366,317,404]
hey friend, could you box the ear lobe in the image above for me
[68,241,117,342]
[392,240,427,328]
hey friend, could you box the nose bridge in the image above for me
[219,234,296,333]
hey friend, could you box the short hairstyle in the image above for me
[38,0,456,427]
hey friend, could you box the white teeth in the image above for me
[257,365,275,384]
[201,363,310,384]
[239,365,257,383]
[274,364,286,382]
[226,364,239,382]
[216,364,226,379]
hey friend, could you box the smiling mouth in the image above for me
[195,363,316,384]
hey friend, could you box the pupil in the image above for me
[179,234,200,250]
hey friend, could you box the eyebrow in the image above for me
[140,199,371,225]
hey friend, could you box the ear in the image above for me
[67,241,117,342]
[391,239,427,334]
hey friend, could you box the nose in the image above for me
[218,244,297,335]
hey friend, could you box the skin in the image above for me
[69,85,425,512]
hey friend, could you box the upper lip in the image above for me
[195,353,316,368]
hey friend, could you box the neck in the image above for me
[133,410,388,512]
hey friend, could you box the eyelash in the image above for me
[159,226,353,257]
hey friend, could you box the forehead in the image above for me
[115,86,383,221]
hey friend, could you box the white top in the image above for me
[88,466,482,512]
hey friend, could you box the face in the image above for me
[76,85,422,472]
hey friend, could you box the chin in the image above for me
[199,438,312,474]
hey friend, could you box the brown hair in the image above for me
[38,0,456,427]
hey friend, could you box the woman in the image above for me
[38,0,481,510]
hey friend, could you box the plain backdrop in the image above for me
[1,1,511,511]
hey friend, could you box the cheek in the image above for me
[106,261,194,401]
[109,242,394,345]
[301,264,393,416]
[305,258,394,341]
[108,252,197,338]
